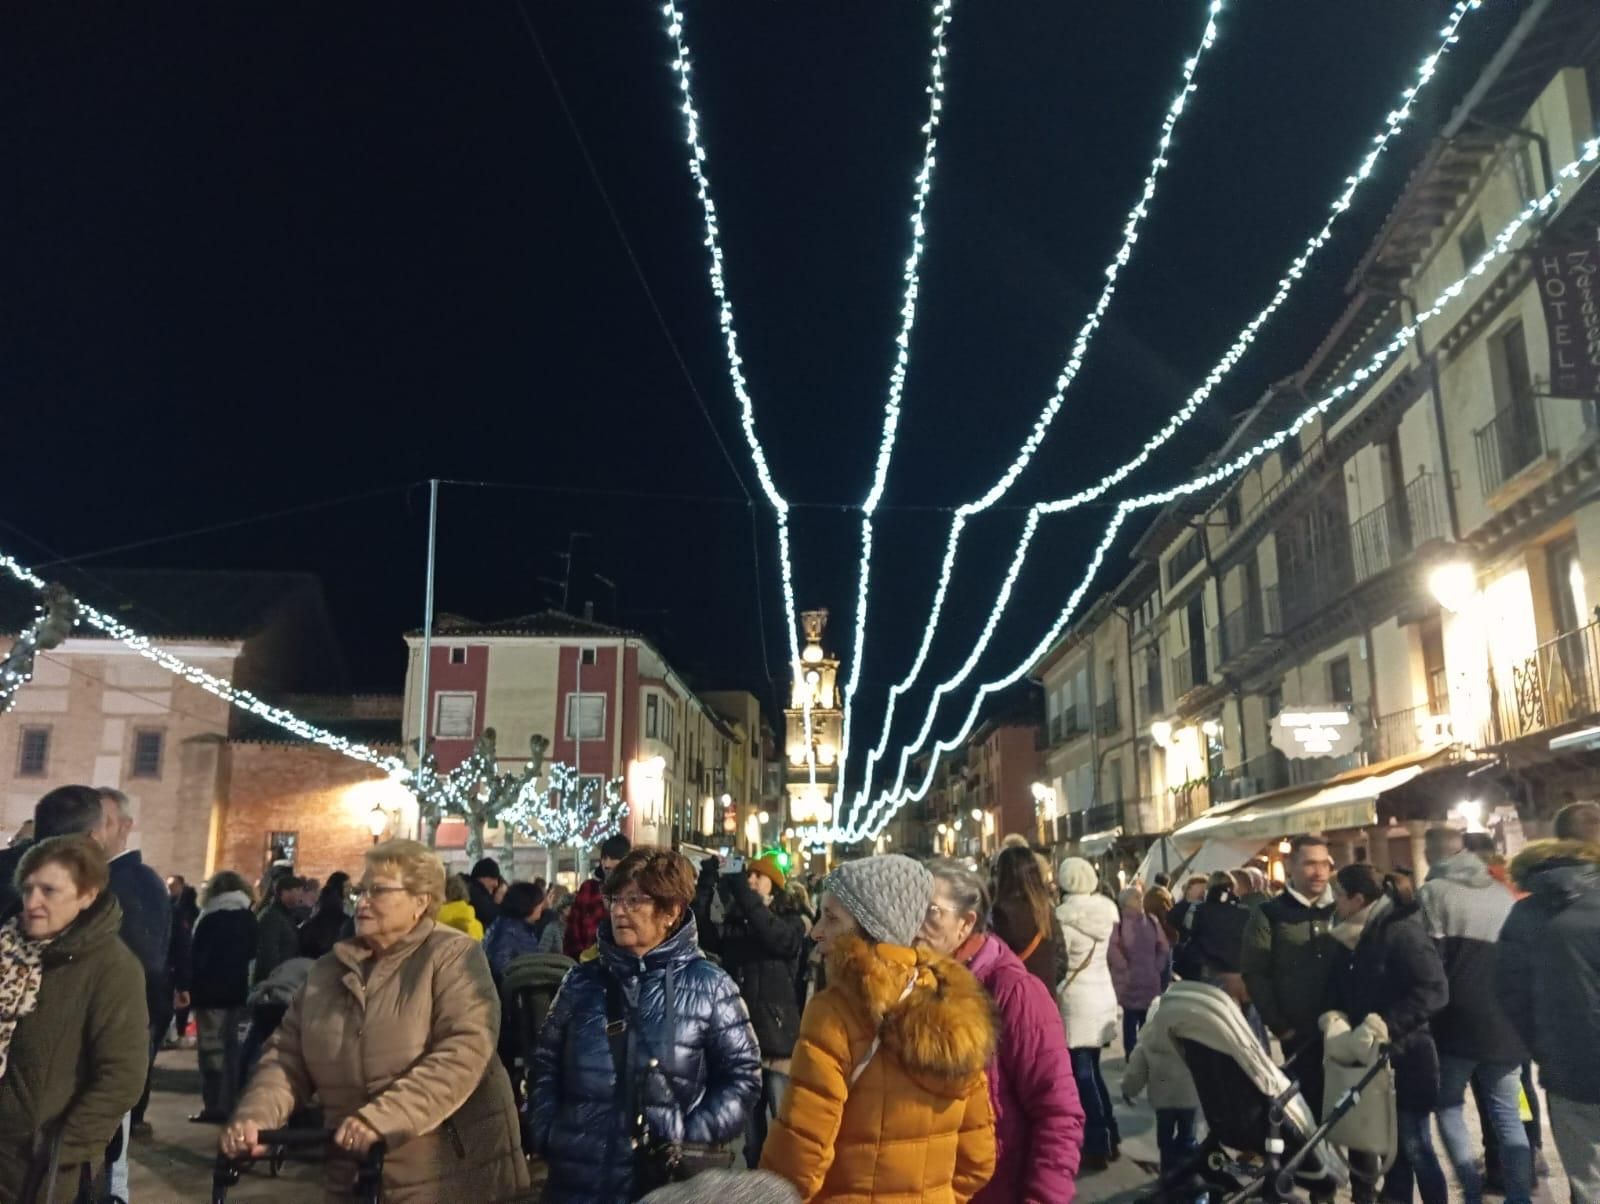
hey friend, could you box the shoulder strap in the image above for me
[849,970,918,1086]
[1016,930,1044,964]
[1063,938,1099,989]
[603,972,640,1149]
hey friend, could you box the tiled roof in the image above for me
[0,567,327,641]
[412,610,644,640]
[231,712,403,747]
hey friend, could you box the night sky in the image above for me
[1,2,1515,797]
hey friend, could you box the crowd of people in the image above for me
[0,778,1594,1204]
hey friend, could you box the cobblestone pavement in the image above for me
[131,1046,1571,1202]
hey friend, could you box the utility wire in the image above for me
[28,483,413,570]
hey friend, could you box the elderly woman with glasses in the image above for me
[531,847,760,1203]
[221,840,528,1202]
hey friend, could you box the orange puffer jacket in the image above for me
[760,934,997,1203]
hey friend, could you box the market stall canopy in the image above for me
[1169,748,1453,846]
[1079,826,1123,857]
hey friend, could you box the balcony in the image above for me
[1374,701,1438,761]
[1278,534,1355,632]
[1350,472,1446,583]
[1498,618,1600,742]
[1064,800,1125,841]
[1050,709,1090,746]
[1096,696,1120,737]
[1476,398,1548,497]
[1220,593,1268,661]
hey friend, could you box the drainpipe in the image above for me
[1411,295,1464,543]
[1116,604,1143,803]
[1087,647,1100,810]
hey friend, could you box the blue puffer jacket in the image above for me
[531,913,760,1203]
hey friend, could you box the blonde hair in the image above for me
[365,839,446,918]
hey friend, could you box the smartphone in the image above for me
[721,854,746,876]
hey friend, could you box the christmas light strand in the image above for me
[838,0,955,799]
[0,551,408,775]
[841,130,1600,841]
[503,762,629,847]
[843,0,1481,829]
[663,2,951,788]
[660,0,817,784]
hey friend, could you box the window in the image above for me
[131,729,164,778]
[1224,494,1242,529]
[565,693,606,740]
[646,693,660,739]
[1166,533,1205,588]
[1512,140,1540,205]
[1328,656,1354,706]
[580,646,598,666]
[448,646,467,666]
[434,692,476,739]
[17,728,49,777]
[1458,216,1487,272]
[1281,437,1301,469]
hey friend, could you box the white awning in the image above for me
[1078,827,1124,857]
[1176,763,1431,843]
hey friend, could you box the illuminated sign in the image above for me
[1270,707,1361,760]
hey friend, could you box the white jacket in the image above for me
[1121,994,1200,1110]
[1056,891,1120,1048]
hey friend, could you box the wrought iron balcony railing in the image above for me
[1350,471,1446,583]
[1500,618,1600,742]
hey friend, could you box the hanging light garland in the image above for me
[843,0,1484,830]
[502,762,629,847]
[842,0,1224,804]
[0,586,76,715]
[0,552,408,775]
[661,0,958,792]
[841,130,1600,841]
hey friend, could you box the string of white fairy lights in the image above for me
[842,0,1483,831]
[0,551,409,775]
[839,130,1600,842]
[836,0,954,800]
[661,0,955,792]
[839,0,1223,803]
[659,0,813,785]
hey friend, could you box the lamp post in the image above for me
[368,804,389,845]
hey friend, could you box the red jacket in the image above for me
[962,932,1085,1204]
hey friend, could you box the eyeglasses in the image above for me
[351,884,410,900]
[604,893,655,913]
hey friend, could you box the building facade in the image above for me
[1027,7,1600,879]
[401,610,772,859]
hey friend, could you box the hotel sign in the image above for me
[1271,707,1361,760]
[1535,242,1600,399]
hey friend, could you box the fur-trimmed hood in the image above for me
[826,934,996,1092]
[1510,839,1600,907]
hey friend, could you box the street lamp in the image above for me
[1429,560,1477,613]
[758,810,770,825]
[970,808,982,822]
[367,804,388,845]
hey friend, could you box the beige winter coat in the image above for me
[233,918,529,1203]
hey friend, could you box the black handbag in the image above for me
[604,972,733,1198]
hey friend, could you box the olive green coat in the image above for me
[0,892,151,1196]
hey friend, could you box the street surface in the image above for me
[132,1045,1569,1202]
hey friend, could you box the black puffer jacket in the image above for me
[1331,896,1448,1111]
[1497,840,1600,1105]
[189,894,258,1010]
[694,869,804,1059]
[531,913,761,1203]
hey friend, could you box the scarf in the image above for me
[1331,895,1392,950]
[0,917,49,1079]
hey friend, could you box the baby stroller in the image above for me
[1144,981,1354,1203]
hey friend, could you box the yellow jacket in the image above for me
[761,935,997,1202]
[436,900,484,942]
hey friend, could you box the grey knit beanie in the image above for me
[821,854,934,947]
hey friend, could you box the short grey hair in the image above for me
[926,858,990,931]
[96,787,132,820]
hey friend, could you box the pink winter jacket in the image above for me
[964,932,1085,1204]
[1108,909,1171,1012]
